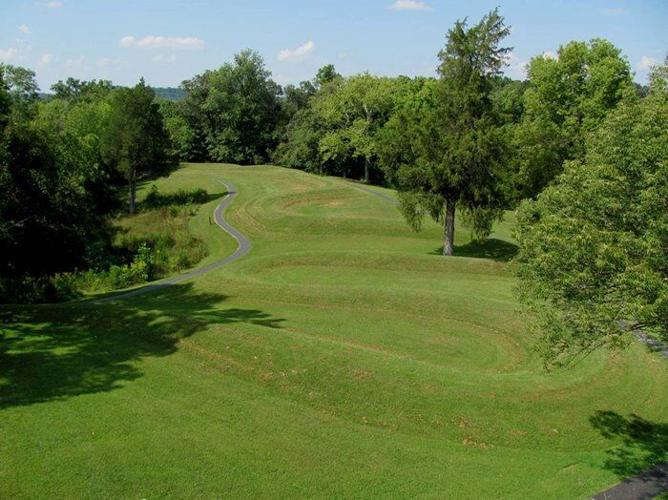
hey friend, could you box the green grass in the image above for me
[114,204,208,279]
[1,163,666,498]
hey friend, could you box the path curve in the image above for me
[592,463,668,500]
[347,181,399,206]
[96,179,250,303]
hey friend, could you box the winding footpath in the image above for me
[95,179,250,303]
[95,175,667,498]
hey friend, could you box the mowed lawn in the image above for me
[1,163,666,498]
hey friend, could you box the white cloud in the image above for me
[64,56,84,68]
[38,53,53,67]
[18,25,31,34]
[388,0,432,11]
[504,51,528,80]
[119,35,205,50]
[637,55,657,70]
[46,1,63,8]
[542,50,557,60]
[0,47,19,61]
[278,40,315,62]
[273,74,292,86]
[152,54,177,63]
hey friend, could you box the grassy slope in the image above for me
[1,163,666,498]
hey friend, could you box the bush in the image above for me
[142,185,209,210]
[0,274,82,304]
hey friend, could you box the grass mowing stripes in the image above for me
[1,163,666,498]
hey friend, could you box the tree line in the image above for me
[1,9,665,363]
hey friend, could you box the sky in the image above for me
[0,0,666,91]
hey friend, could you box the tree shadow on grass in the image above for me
[589,410,668,478]
[430,238,518,262]
[0,283,284,410]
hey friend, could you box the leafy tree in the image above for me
[158,99,198,161]
[281,80,316,119]
[273,105,325,174]
[51,77,113,102]
[103,79,170,214]
[279,65,341,125]
[0,64,39,119]
[181,50,282,163]
[381,9,511,255]
[0,64,39,103]
[514,63,668,366]
[273,65,343,174]
[36,86,118,219]
[0,70,116,294]
[0,66,9,136]
[516,39,634,198]
[315,64,340,88]
[315,74,396,183]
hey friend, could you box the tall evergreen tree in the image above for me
[381,9,511,255]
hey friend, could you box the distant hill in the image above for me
[38,86,186,101]
[152,87,186,101]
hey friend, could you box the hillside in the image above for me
[1,163,666,498]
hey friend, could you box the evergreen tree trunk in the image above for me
[364,158,370,184]
[443,198,456,256]
[128,168,136,215]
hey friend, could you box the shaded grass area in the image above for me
[0,284,282,409]
[590,411,668,478]
[1,163,667,498]
[430,238,519,262]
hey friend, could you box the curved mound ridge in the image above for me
[1,163,666,498]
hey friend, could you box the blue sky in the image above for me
[1,0,665,90]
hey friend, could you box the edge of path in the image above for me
[94,179,250,303]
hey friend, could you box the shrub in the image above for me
[142,185,209,210]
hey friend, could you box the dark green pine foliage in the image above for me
[382,9,511,255]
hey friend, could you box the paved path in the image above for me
[592,463,668,500]
[347,181,399,206]
[96,179,250,303]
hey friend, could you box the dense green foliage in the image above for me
[0,66,176,302]
[515,64,668,365]
[180,50,283,164]
[0,65,117,301]
[514,40,634,198]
